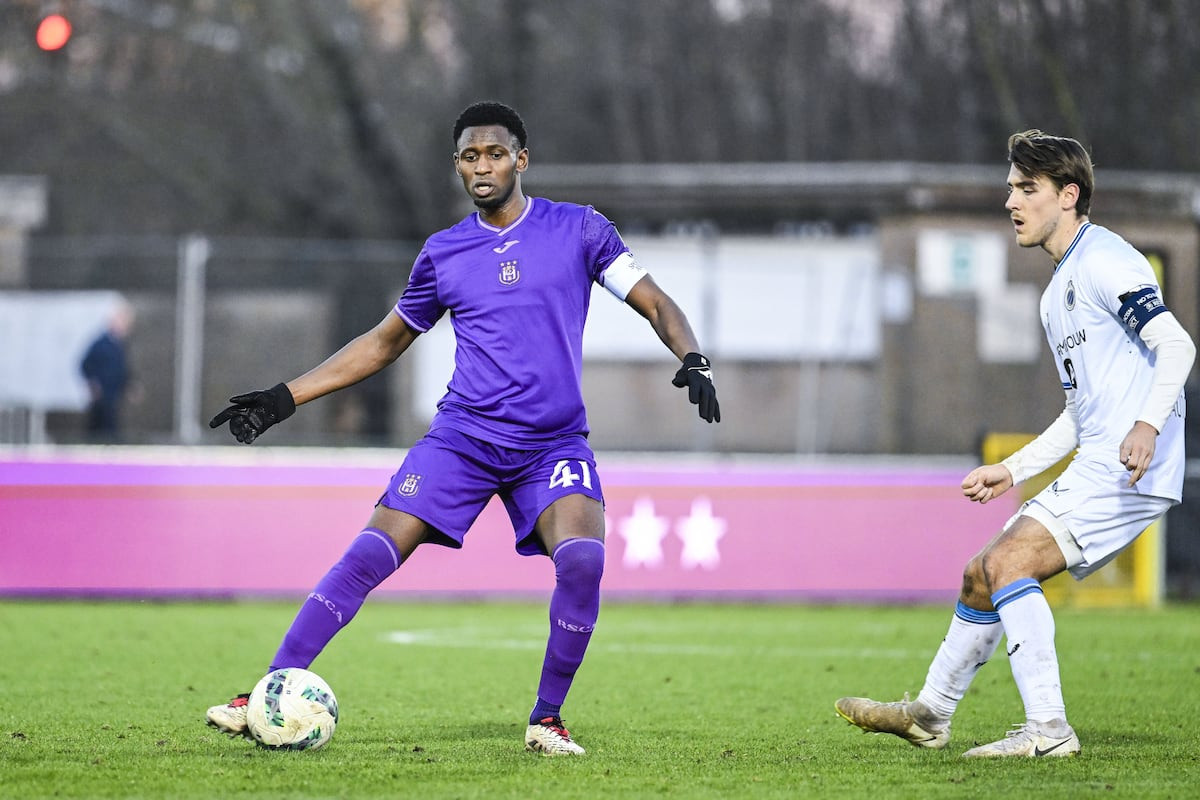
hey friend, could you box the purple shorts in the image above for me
[378,426,604,556]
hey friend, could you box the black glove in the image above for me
[671,352,720,423]
[208,382,296,443]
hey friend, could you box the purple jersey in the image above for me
[394,197,630,447]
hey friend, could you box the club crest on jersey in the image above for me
[398,473,423,497]
[1064,280,1076,310]
[498,259,521,286]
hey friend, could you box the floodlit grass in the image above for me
[1,599,1197,799]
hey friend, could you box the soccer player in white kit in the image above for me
[836,130,1195,757]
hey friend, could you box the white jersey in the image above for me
[1041,222,1186,501]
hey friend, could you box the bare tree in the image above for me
[2,0,1199,239]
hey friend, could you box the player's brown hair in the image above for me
[1007,130,1095,216]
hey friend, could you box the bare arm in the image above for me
[622,274,720,423]
[287,311,418,406]
[622,274,703,360]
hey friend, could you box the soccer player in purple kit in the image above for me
[206,101,720,756]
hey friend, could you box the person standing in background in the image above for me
[80,298,135,441]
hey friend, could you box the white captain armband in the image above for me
[600,252,648,301]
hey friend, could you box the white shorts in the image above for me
[1007,456,1176,580]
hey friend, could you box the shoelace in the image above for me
[536,717,572,739]
[1003,723,1031,738]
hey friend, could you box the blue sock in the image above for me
[530,538,604,724]
[269,529,401,671]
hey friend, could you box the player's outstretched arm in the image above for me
[671,353,720,424]
[287,311,417,405]
[208,382,295,444]
[623,275,720,423]
[209,311,418,443]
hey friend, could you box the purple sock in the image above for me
[531,538,604,722]
[269,528,401,672]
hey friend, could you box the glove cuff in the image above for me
[268,382,296,422]
[682,352,709,369]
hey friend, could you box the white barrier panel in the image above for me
[0,291,123,410]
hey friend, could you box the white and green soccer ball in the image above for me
[246,668,339,751]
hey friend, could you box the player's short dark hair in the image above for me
[453,102,527,150]
[1007,129,1095,216]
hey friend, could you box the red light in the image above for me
[36,14,72,51]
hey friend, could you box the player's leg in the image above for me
[206,507,426,735]
[269,507,425,670]
[507,440,605,756]
[208,429,492,736]
[836,546,1001,749]
[959,510,1079,757]
[526,495,604,755]
[961,461,1176,756]
[836,509,1078,757]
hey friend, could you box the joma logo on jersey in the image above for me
[398,474,423,497]
[498,259,521,285]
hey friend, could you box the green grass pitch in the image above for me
[1,599,1197,799]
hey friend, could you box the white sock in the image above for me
[916,602,1003,721]
[992,579,1067,723]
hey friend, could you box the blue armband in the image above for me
[1118,286,1167,333]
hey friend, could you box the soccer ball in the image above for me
[245,668,339,750]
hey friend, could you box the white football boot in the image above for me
[962,719,1080,758]
[206,693,251,736]
[525,716,586,756]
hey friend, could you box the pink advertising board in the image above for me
[0,449,1018,601]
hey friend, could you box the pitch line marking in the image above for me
[382,629,915,659]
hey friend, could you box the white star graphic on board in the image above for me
[676,497,726,570]
[616,496,671,569]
